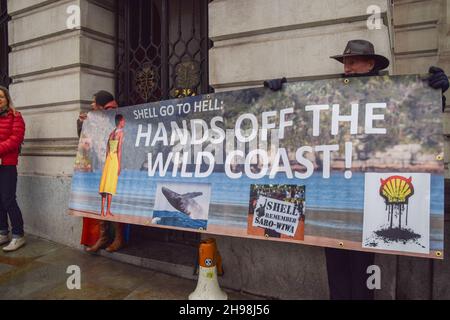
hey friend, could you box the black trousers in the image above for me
[325,248,375,300]
[0,166,24,237]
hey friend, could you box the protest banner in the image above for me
[69,75,444,259]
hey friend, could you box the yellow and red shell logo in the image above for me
[379,176,414,204]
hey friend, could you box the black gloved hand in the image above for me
[264,77,287,91]
[428,66,449,93]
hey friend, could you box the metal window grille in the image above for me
[115,0,212,106]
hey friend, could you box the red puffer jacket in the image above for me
[0,109,26,166]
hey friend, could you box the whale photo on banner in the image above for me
[152,182,211,230]
[68,75,444,259]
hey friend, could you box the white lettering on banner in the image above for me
[253,196,301,237]
[245,149,269,179]
[135,124,152,147]
[133,107,158,119]
[195,152,215,178]
[235,114,258,143]
[261,111,277,141]
[145,142,345,179]
[365,103,387,134]
[191,119,209,145]
[332,103,359,135]
[225,150,244,179]
[315,144,340,179]
[135,118,225,147]
[306,103,387,136]
[132,99,389,179]
[210,116,226,144]
[152,122,169,146]
[194,99,222,113]
[170,120,189,145]
[279,108,294,139]
[269,148,292,179]
[305,104,329,137]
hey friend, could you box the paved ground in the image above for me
[0,235,261,300]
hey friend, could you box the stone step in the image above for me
[98,240,198,281]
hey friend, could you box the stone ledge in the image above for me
[9,70,80,107]
[394,26,438,54]
[18,155,76,176]
[393,0,440,27]
[21,110,80,141]
[8,0,115,47]
[8,0,78,46]
[9,33,115,79]
[209,0,389,41]
[99,241,198,282]
[8,0,70,17]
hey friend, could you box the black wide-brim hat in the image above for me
[330,39,390,71]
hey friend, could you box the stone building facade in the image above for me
[3,0,450,299]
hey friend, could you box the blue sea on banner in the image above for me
[69,170,444,217]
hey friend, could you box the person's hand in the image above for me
[78,112,88,121]
[263,77,287,91]
[428,66,449,93]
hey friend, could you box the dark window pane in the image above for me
[116,0,211,106]
[0,0,10,88]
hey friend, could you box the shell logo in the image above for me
[379,175,414,230]
[379,176,414,205]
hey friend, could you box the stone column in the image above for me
[8,0,115,247]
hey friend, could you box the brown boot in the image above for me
[86,221,109,253]
[106,223,124,252]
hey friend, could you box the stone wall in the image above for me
[209,0,393,91]
[8,0,115,247]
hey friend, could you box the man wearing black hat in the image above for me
[264,39,449,300]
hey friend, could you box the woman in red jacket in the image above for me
[0,86,26,252]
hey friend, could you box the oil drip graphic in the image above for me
[365,175,424,249]
[379,176,414,230]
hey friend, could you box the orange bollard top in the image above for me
[199,238,217,268]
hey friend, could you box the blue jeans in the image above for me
[0,166,24,238]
